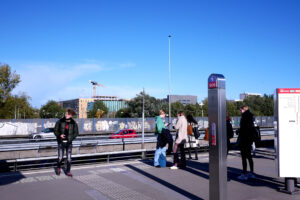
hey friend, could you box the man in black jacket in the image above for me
[54,109,79,177]
[237,105,255,180]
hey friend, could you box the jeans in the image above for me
[57,142,72,172]
[154,147,167,167]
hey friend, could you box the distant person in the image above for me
[186,114,199,160]
[170,111,188,170]
[237,105,255,180]
[54,109,79,177]
[226,115,234,155]
[154,110,168,168]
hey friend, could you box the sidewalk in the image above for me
[0,148,299,200]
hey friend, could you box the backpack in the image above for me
[193,127,200,139]
[252,125,261,143]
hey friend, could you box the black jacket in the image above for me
[239,110,254,146]
[54,117,79,144]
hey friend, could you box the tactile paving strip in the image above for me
[75,174,154,200]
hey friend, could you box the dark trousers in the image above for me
[173,143,186,168]
[57,142,72,172]
[240,145,253,174]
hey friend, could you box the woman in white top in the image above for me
[170,111,188,170]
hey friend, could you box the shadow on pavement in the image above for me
[125,164,204,200]
[0,161,25,186]
[186,159,284,191]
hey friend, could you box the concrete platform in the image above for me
[0,147,299,200]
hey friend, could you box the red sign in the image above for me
[208,82,217,89]
[278,88,300,94]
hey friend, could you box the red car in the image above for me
[109,129,138,139]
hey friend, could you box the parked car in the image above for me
[109,129,138,139]
[30,128,55,140]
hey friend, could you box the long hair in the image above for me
[187,114,197,124]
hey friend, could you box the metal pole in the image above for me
[168,35,171,127]
[142,88,145,149]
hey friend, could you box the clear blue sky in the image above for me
[1,0,299,108]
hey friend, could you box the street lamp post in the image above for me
[142,88,145,149]
[168,35,172,127]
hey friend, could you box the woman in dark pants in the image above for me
[186,114,199,160]
[170,111,188,170]
[238,105,255,180]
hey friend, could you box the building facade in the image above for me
[59,96,128,118]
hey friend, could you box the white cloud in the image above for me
[11,61,143,107]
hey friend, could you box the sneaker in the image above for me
[155,165,161,168]
[170,166,178,170]
[57,168,61,176]
[67,172,73,177]
[237,174,248,180]
[247,172,256,179]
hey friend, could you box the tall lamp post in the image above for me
[168,35,172,127]
[141,88,146,159]
[142,88,145,149]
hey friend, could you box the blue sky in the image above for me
[0,0,299,108]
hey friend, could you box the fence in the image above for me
[0,116,274,136]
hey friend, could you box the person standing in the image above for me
[186,114,199,160]
[226,115,234,155]
[237,105,255,180]
[54,109,79,177]
[154,110,168,168]
[170,111,188,169]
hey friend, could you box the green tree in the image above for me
[127,91,162,117]
[88,101,109,118]
[115,107,131,118]
[40,100,65,118]
[0,94,38,119]
[0,64,20,103]
[226,101,240,116]
[261,94,274,116]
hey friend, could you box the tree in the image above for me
[88,101,109,118]
[0,64,20,103]
[0,94,39,119]
[242,94,274,116]
[115,108,131,118]
[226,101,240,116]
[40,100,65,118]
[127,91,162,117]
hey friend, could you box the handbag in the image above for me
[204,128,209,141]
[187,124,193,135]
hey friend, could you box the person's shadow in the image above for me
[0,160,26,186]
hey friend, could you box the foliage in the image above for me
[0,64,20,103]
[115,108,132,118]
[243,94,274,116]
[88,100,109,118]
[0,94,39,119]
[126,91,163,118]
[40,100,65,118]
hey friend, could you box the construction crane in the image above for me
[89,80,104,98]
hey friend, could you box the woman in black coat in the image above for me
[237,105,255,180]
